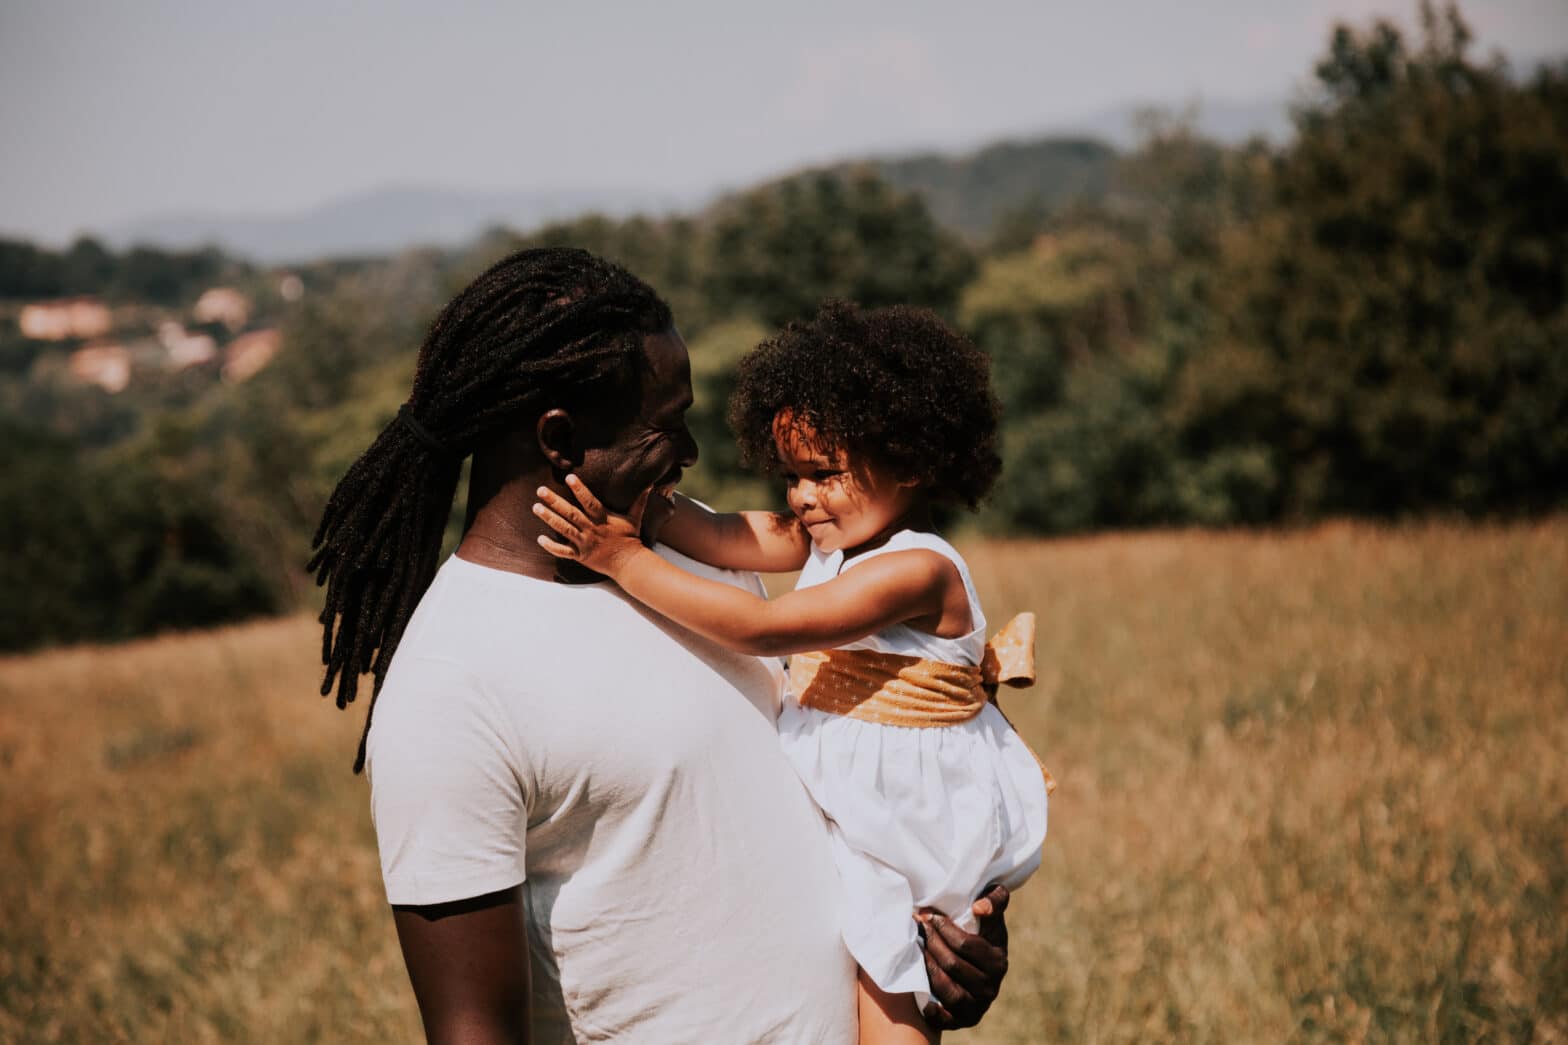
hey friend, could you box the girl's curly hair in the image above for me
[728,300,1001,509]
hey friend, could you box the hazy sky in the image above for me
[2,0,1563,243]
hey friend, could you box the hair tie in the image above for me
[396,404,453,458]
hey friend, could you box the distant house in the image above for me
[20,298,113,341]
[222,328,281,383]
[157,321,218,370]
[67,343,132,393]
[194,287,252,332]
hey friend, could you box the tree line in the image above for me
[0,238,253,307]
[2,3,1564,650]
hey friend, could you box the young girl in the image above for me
[533,301,1051,1044]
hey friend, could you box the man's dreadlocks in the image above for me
[309,247,672,771]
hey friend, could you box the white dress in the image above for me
[776,530,1051,1008]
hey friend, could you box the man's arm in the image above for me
[920,884,1012,1030]
[392,887,532,1045]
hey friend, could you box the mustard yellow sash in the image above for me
[791,613,1056,795]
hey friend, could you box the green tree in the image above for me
[679,317,776,510]
[1221,3,1568,514]
[62,237,116,292]
[481,215,713,337]
[0,239,66,298]
[703,170,976,327]
[0,419,278,649]
[961,228,1146,414]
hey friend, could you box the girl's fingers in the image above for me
[536,534,579,559]
[564,474,605,521]
[532,501,581,540]
[626,484,655,531]
[535,487,594,532]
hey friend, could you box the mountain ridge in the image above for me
[100,98,1290,262]
[104,183,702,265]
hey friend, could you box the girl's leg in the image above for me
[856,968,938,1045]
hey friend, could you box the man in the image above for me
[310,248,1011,1042]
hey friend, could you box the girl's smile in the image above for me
[772,411,921,557]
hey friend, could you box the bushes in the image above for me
[0,238,247,307]
[979,4,1568,531]
[5,4,1565,649]
[0,424,278,650]
[702,170,977,328]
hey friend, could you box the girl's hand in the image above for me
[533,475,652,577]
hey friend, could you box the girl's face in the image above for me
[772,411,918,556]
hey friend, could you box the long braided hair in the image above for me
[309,247,672,771]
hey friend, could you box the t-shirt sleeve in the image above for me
[365,656,531,907]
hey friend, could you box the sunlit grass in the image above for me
[964,519,1568,1044]
[3,519,1564,1042]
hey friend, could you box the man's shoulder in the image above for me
[387,556,605,681]
[396,551,770,684]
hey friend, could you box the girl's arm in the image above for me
[659,492,811,574]
[534,478,950,657]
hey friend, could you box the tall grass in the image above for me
[965,520,1568,1044]
[0,617,413,1042]
[2,520,1564,1042]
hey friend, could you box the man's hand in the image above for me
[920,884,1010,1030]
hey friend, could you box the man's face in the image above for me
[575,328,698,543]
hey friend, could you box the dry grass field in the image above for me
[2,520,1565,1043]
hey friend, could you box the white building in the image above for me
[222,328,281,383]
[194,287,252,332]
[20,298,113,341]
[157,321,218,370]
[67,343,132,393]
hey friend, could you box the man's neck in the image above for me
[456,467,571,582]
[456,469,621,586]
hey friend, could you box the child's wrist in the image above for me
[602,539,647,578]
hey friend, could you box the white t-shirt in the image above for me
[366,549,857,1044]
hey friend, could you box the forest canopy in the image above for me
[2,3,1564,650]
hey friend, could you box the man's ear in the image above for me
[536,409,580,472]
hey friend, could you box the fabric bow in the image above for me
[981,612,1036,689]
[789,610,1055,797]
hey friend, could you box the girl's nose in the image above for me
[790,480,816,512]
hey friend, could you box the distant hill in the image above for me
[108,145,1123,261]
[852,137,1120,241]
[99,98,1292,261]
[824,99,1287,240]
[105,184,700,264]
[1060,96,1292,148]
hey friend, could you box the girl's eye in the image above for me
[814,470,840,482]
